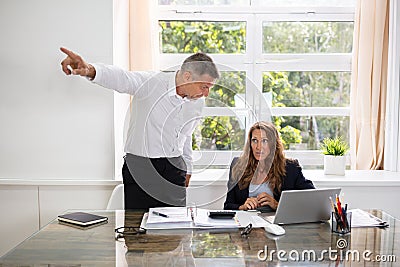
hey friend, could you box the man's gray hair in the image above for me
[181,52,220,79]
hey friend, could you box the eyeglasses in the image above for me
[115,226,146,240]
[240,223,253,237]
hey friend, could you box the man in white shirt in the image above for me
[60,47,219,209]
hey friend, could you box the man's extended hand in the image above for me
[60,47,96,79]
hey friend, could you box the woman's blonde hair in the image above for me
[232,121,286,192]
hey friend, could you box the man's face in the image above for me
[181,71,216,100]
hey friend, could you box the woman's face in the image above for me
[250,128,271,161]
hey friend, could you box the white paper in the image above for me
[146,207,192,225]
[193,209,240,228]
[142,208,269,230]
[349,209,388,228]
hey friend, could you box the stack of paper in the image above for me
[193,209,241,228]
[349,209,389,228]
[146,207,193,229]
[142,207,242,229]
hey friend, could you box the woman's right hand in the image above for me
[239,197,259,210]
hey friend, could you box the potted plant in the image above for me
[320,137,349,175]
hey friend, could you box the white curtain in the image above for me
[350,0,389,170]
[129,0,158,70]
[384,0,400,171]
[113,0,158,179]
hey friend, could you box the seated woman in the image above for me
[224,121,314,211]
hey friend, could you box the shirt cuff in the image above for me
[88,63,102,83]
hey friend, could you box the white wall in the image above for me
[0,182,117,257]
[0,0,114,180]
[0,186,39,257]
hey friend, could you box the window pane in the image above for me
[193,116,245,150]
[206,71,246,107]
[253,0,355,7]
[263,22,353,53]
[159,0,250,5]
[273,116,349,150]
[158,0,355,7]
[262,71,351,107]
[159,21,246,54]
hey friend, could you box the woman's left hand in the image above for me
[256,192,278,210]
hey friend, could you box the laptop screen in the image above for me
[260,188,341,225]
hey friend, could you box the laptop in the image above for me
[260,188,341,225]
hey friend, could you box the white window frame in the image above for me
[156,3,354,168]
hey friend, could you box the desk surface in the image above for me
[0,210,398,267]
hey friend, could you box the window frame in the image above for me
[156,4,354,168]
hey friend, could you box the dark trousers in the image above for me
[122,153,187,210]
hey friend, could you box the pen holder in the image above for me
[331,232,351,256]
[331,211,352,235]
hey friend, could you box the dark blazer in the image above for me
[224,157,315,210]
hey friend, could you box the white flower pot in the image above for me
[324,155,346,176]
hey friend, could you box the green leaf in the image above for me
[320,136,349,156]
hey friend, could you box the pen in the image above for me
[152,211,169,218]
[342,206,349,230]
[330,197,343,230]
[329,197,336,211]
[336,194,343,217]
[337,195,349,230]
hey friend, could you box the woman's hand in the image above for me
[257,192,278,210]
[239,197,259,210]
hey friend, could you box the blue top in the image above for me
[249,182,274,198]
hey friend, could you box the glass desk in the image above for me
[0,210,398,267]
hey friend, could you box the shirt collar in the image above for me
[168,71,190,103]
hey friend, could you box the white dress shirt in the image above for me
[91,63,204,173]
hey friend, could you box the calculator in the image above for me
[208,211,236,219]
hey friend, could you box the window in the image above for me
[156,0,355,168]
